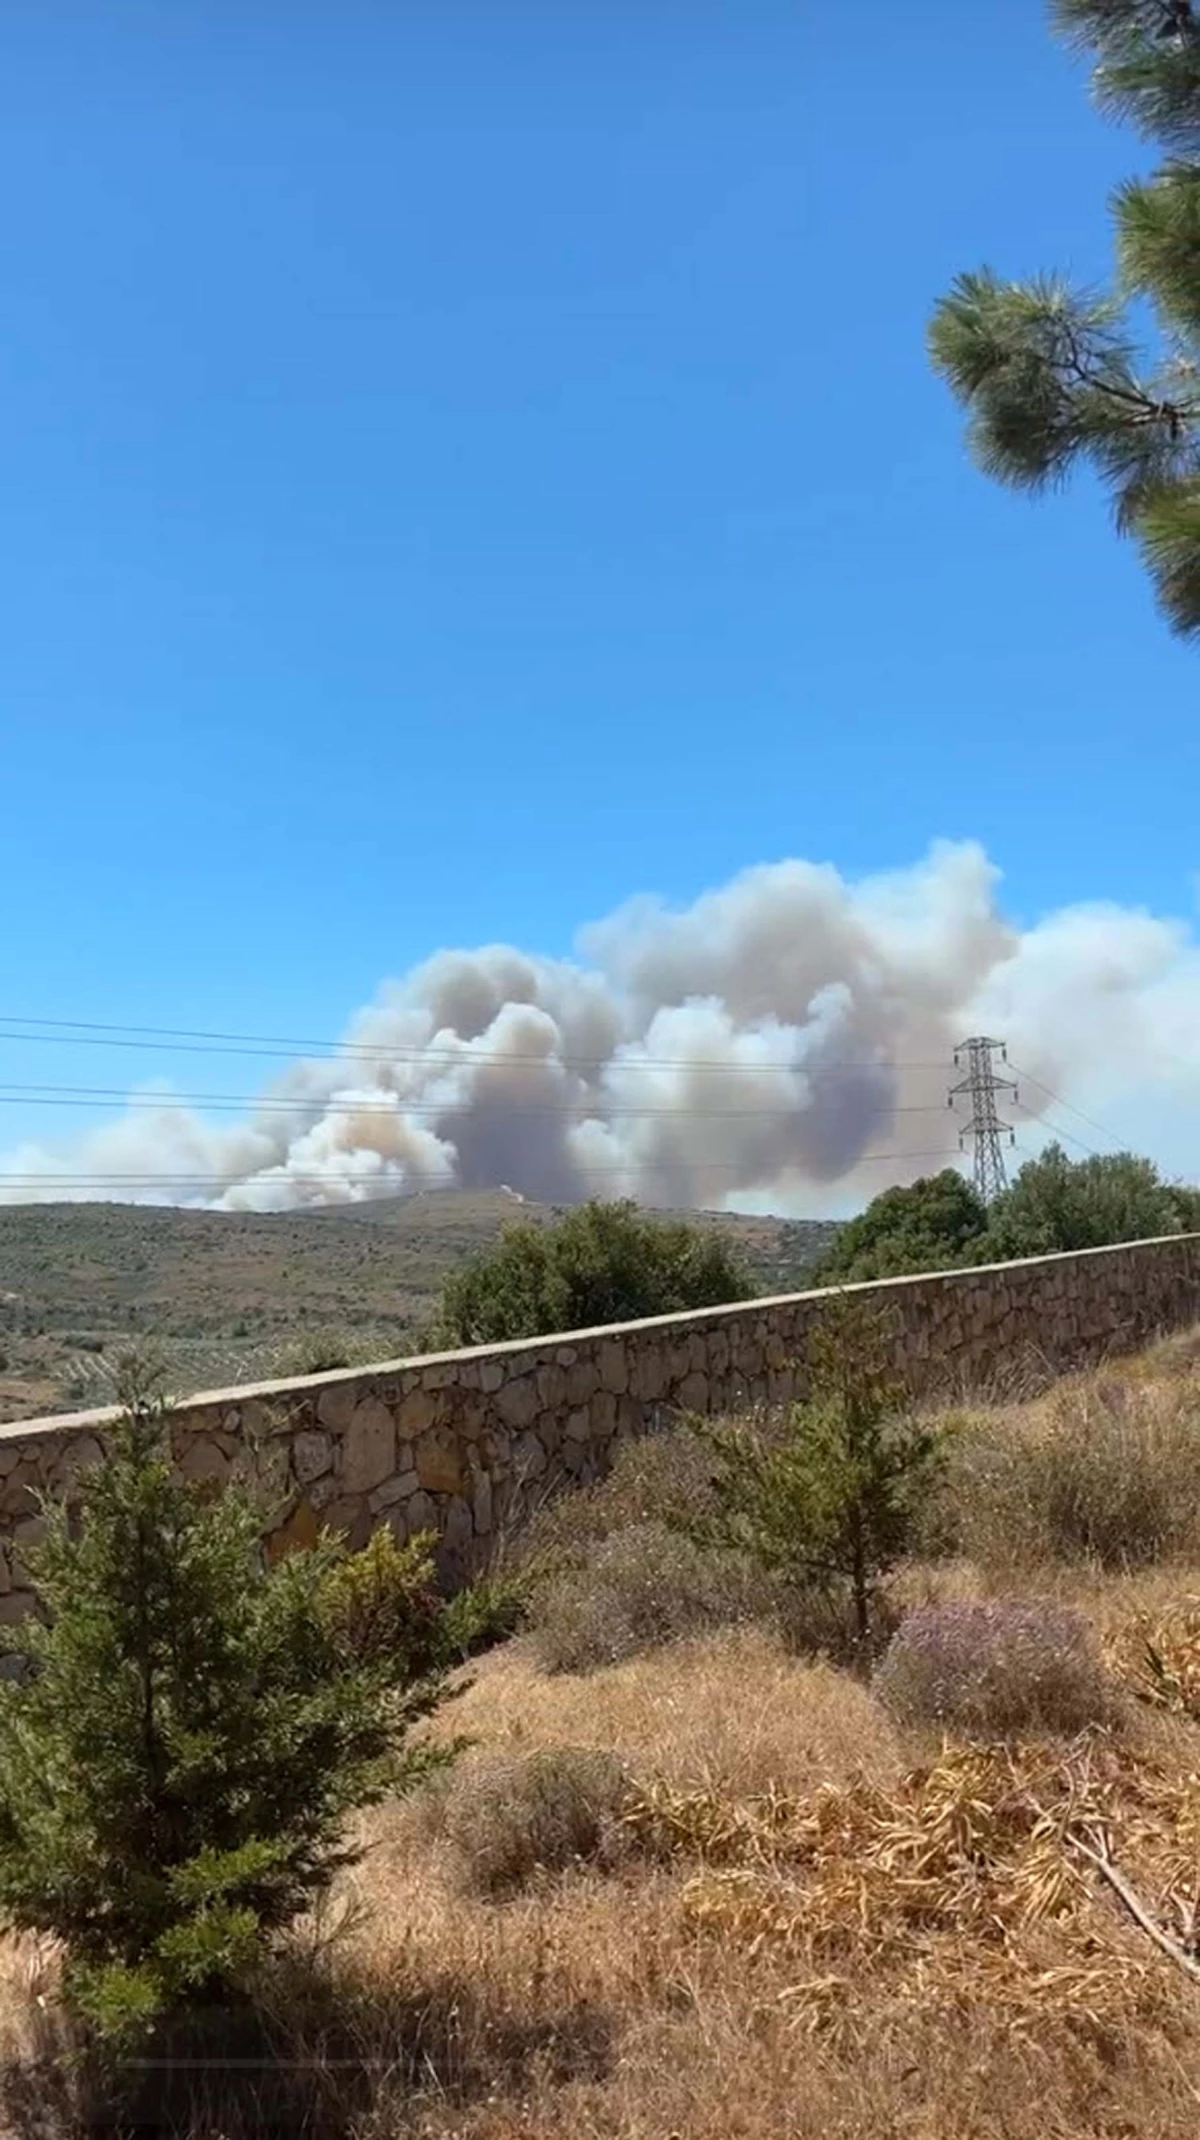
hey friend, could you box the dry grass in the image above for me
[427,1746,636,1896]
[436,1625,902,1797]
[526,1522,775,1674]
[6,1628,1200,2136]
[313,1617,1200,2139]
[12,1340,1200,2136]
[936,1367,1200,1572]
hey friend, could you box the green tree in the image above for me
[0,1369,451,2049]
[812,1169,988,1285]
[435,1198,748,1347]
[930,1,1200,634]
[682,1299,940,1651]
[982,1140,1196,1257]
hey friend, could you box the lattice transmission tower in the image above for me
[948,1036,1018,1203]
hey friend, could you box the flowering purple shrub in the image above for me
[876,1600,1112,1737]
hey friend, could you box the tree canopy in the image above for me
[434,1199,749,1348]
[984,1142,1200,1258]
[812,1171,989,1285]
[930,1,1200,634]
[813,1145,1199,1287]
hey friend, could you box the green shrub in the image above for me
[438,1569,528,1661]
[982,1144,1195,1261]
[0,1368,453,2051]
[940,1379,1200,1571]
[683,1297,941,1652]
[528,1521,773,1675]
[433,1199,748,1348]
[319,1523,526,1670]
[317,1523,449,1679]
[435,1747,634,1895]
[812,1169,988,1284]
[809,1145,1196,1288]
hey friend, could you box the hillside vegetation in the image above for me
[7,1328,1200,2133]
[813,1144,1200,1287]
[0,1191,839,1424]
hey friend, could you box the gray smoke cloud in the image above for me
[4,840,1200,1212]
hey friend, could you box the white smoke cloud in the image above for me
[4,840,1199,1214]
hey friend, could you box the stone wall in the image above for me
[1,1231,1198,1616]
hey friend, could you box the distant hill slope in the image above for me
[0,1193,841,1425]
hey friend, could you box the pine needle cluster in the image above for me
[931,2,1200,632]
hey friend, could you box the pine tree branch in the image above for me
[1057,311,1198,425]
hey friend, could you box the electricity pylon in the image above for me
[949,1036,1018,1203]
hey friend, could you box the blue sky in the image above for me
[2,1,1196,1200]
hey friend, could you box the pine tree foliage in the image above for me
[681,1298,941,1650]
[0,1366,452,2047]
[930,1,1200,632]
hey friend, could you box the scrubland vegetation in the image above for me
[4,1313,1200,2135]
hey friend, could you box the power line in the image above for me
[0,1016,949,1076]
[948,1036,1017,1202]
[0,1083,956,1121]
[1008,1066,1122,1155]
[1013,1104,1103,1162]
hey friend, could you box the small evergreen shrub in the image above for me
[876,1600,1112,1738]
[280,1326,374,1377]
[682,1296,940,1652]
[436,1747,633,1895]
[319,1525,526,1670]
[318,1524,448,1678]
[0,1370,453,2050]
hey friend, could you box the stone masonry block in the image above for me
[396,1388,437,1439]
[598,1341,629,1395]
[179,1438,232,1487]
[565,1361,598,1407]
[416,1432,464,1496]
[293,1430,333,1484]
[495,1376,539,1431]
[341,1398,395,1495]
[536,1363,567,1408]
[317,1380,360,1435]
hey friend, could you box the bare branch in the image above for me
[1067,1824,1200,1983]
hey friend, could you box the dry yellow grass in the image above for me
[8,1341,1200,2137]
[436,1624,904,1795]
[299,1618,1200,2139]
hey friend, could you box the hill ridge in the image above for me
[0,1192,841,1425]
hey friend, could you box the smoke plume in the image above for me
[4,840,1199,1213]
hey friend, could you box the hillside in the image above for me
[0,1191,841,1424]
